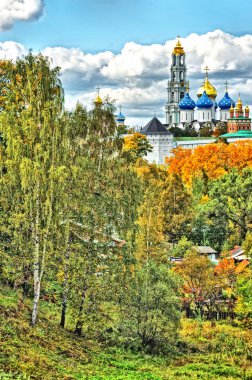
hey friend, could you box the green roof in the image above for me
[174,137,215,141]
[220,130,252,138]
[229,117,251,120]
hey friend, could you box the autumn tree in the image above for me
[174,250,221,317]
[123,132,153,162]
[160,174,192,244]
[167,141,252,186]
[61,100,141,336]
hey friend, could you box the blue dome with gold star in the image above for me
[218,92,235,110]
[179,92,196,110]
[196,91,213,109]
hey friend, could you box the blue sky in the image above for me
[1,0,252,126]
[1,0,252,52]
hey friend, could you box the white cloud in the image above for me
[0,41,27,60]
[0,0,44,31]
[2,30,252,125]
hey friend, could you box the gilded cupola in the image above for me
[94,86,103,105]
[197,66,217,99]
[172,37,185,56]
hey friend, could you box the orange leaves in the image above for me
[235,259,250,274]
[214,258,236,276]
[214,257,249,277]
[168,141,252,185]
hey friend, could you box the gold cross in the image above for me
[96,85,100,96]
[224,81,228,92]
[204,66,210,77]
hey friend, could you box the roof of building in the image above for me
[228,117,251,120]
[141,117,172,135]
[197,246,217,255]
[172,38,185,56]
[179,92,196,110]
[174,136,215,141]
[197,78,217,99]
[196,91,214,109]
[218,91,235,110]
[116,111,125,122]
[230,246,244,257]
[229,246,250,261]
[220,130,252,138]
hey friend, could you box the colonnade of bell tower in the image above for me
[165,38,188,125]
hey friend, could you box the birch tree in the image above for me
[0,53,66,325]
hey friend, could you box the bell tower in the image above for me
[165,37,188,125]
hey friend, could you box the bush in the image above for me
[117,261,181,354]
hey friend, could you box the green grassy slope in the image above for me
[0,287,251,380]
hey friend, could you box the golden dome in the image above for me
[235,96,243,110]
[94,86,103,105]
[197,77,217,99]
[172,38,185,56]
[245,105,249,112]
[95,95,103,104]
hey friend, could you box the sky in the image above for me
[1,0,252,126]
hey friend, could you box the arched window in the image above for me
[171,92,174,102]
[173,72,176,81]
[180,92,184,100]
[173,55,176,66]
[180,71,184,81]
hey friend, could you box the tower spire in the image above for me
[95,85,102,104]
[224,80,228,92]
[166,35,187,124]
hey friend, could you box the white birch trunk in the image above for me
[31,189,40,326]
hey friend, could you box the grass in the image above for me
[0,286,252,380]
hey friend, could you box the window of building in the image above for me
[180,92,184,100]
[171,92,174,102]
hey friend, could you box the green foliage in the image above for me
[1,53,252,380]
[117,262,181,354]
[169,237,194,258]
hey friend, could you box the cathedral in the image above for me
[114,37,252,164]
[165,37,251,131]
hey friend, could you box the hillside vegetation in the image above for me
[0,54,252,380]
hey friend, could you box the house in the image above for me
[197,246,219,263]
[229,246,250,262]
[169,245,219,263]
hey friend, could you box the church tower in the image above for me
[165,37,188,125]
